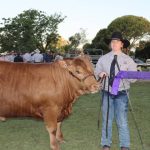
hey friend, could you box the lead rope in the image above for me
[97,75,110,139]
[97,75,106,129]
[106,76,110,138]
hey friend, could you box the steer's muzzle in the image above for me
[90,82,100,93]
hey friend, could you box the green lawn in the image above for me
[0,82,150,150]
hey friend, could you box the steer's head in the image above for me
[59,56,100,94]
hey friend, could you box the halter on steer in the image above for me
[68,70,96,83]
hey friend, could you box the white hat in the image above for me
[30,51,35,55]
[34,49,40,53]
[1,51,8,55]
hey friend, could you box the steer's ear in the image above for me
[67,64,75,73]
[78,54,91,61]
[58,59,75,73]
[58,60,68,68]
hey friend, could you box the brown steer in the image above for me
[0,56,100,150]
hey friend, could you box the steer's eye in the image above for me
[76,70,80,74]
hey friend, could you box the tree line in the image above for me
[0,9,87,54]
[84,15,150,60]
[0,10,150,60]
[0,9,65,53]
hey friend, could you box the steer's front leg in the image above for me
[46,127,60,150]
[56,122,65,143]
[44,108,60,150]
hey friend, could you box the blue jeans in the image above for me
[101,90,130,148]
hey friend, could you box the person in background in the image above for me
[43,50,54,63]
[32,49,43,63]
[54,52,63,61]
[0,52,9,61]
[7,50,15,62]
[95,32,137,150]
[14,53,23,62]
[65,51,71,58]
[30,51,35,63]
[23,51,32,63]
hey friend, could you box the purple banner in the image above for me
[111,71,150,95]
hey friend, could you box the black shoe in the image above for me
[102,145,110,150]
[121,147,129,150]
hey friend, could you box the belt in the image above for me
[103,90,128,96]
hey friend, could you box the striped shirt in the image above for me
[95,51,137,92]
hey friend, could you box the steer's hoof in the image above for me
[0,117,6,122]
[57,139,66,144]
[51,144,60,150]
[59,140,66,144]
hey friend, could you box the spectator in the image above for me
[7,51,15,62]
[30,51,35,63]
[0,52,9,61]
[54,53,63,61]
[14,53,23,62]
[32,49,43,63]
[43,50,54,63]
[23,51,32,63]
[65,52,71,58]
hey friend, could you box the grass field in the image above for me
[0,82,150,150]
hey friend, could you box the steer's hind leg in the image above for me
[56,122,65,143]
[44,108,60,150]
[0,116,6,122]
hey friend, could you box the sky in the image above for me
[0,0,149,42]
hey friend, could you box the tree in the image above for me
[55,36,69,52]
[0,9,65,52]
[45,32,60,50]
[83,43,93,50]
[83,28,109,53]
[79,28,88,46]
[69,33,81,50]
[135,40,150,60]
[68,28,88,51]
[88,15,150,55]
[107,15,150,48]
[91,28,109,52]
